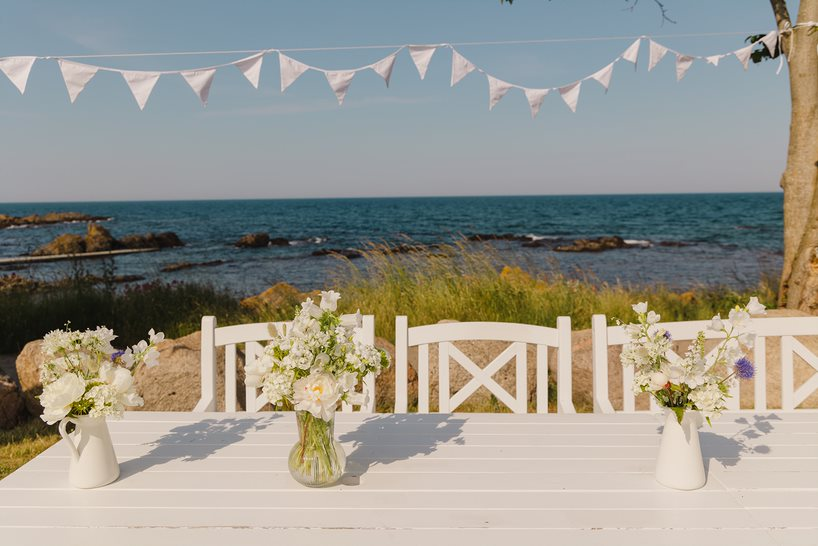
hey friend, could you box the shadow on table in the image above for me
[338,413,466,484]
[658,413,779,474]
[119,415,280,478]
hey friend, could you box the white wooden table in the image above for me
[1,411,816,545]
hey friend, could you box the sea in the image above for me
[0,193,783,297]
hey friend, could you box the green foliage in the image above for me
[746,34,781,64]
[0,418,59,480]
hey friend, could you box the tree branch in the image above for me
[769,0,792,30]
[624,0,676,26]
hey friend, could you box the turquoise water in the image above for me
[0,193,783,295]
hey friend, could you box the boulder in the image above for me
[15,340,45,416]
[555,236,631,252]
[269,237,290,247]
[0,374,24,429]
[311,248,363,259]
[85,222,115,252]
[31,233,86,256]
[0,212,108,230]
[118,231,184,249]
[235,233,270,248]
[241,282,304,312]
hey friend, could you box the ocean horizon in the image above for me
[0,192,783,296]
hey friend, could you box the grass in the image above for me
[0,418,58,479]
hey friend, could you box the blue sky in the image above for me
[0,1,792,202]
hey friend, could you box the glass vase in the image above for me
[288,409,346,487]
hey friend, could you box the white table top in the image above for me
[1,411,816,545]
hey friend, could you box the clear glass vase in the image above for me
[288,409,346,487]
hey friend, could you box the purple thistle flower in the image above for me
[662,331,672,341]
[111,350,125,362]
[734,357,755,380]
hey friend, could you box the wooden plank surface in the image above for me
[0,411,816,545]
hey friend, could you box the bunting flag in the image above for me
[408,45,437,80]
[370,52,397,87]
[325,70,355,105]
[2,33,783,118]
[0,56,37,94]
[675,55,694,81]
[588,62,614,91]
[487,75,513,111]
[180,68,216,106]
[523,88,549,118]
[57,59,98,103]
[621,38,641,64]
[559,81,581,113]
[648,40,669,71]
[234,53,264,89]
[734,44,754,70]
[450,49,476,87]
[121,71,160,110]
[279,53,310,92]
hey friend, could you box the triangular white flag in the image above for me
[487,75,513,111]
[279,53,310,93]
[450,49,476,87]
[675,54,694,81]
[622,38,641,64]
[57,59,99,104]
[121,71,160,111]
[589,62,614,91]
[523,88,549,118]
[325,70,355,105]
[370,53,397,87]
[734,44,754,70]
[180,68,216,106]
[408,45,437,80]
[760,30,779,56]
[234,53,264,89]
[705,55,723,66]
[0,56,37,94]
[648,40,669,71]
[559,81,581,113]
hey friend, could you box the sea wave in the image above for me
[289,236,328,246]
[524,233,560,241]
[624,239,652,247]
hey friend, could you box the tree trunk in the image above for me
[774,0,818,311]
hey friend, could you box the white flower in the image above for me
[319,290,341,312]
[340,309,363,331]
[747,297,767,315]
[313,352,330,369]
[632,302,648,315]
[293,372,341,420]
[708,314,724,332]
[148,329,165,344]
[688,382,725,419]
[646,311,661,325]
[261,369,295,406]
[739,332,756,349]
[143,346,160,368]
[648,371,669,391]
[300,298,324,320]
[338,371,357,393]
[40,373,86,424]
[660,363,685,384]
[728,307,751,330]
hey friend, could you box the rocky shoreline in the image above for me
[0,212,110,230]
[30,223,184,257]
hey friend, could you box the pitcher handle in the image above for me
[58,417,80,462]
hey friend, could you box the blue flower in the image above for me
[734,357,755,380]
[662,331,672,341]
[111,350,125,362]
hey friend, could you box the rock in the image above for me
[555,236,632,252]
[467,233,529,242]
[311,248,363,259]
[85,223,115,252]
[269,237,290,247]
[235,232,270,248]
[133,331,245,412]
[0,374,24,429]
[0,273,42,293]
[658,241,692,247]
[161,260,227,273]
[15,340,45,416]
[118,231,184,250]
[241,282,304,311]
[31,233,86,256]
[0,212,109,230]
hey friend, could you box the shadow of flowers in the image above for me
[698,413,779,470]
[119,415,280,478]
[338,413,466,484]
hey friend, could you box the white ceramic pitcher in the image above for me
[655,409,706,490]
[58,415,120,489]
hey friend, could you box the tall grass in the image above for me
[334,241,778,340]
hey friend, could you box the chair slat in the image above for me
[224,344,237,412]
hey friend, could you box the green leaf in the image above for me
[671,406,685,424]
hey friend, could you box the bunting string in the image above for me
[0,29,794,115]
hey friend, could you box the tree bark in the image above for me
[773,0,818,311]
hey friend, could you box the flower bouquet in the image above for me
[245,290,389,487]
[39,326,163,488]
[619,297,765,489]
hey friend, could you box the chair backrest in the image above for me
[194,314,377,413]
[591,315,818,413]
[394,317,573,414]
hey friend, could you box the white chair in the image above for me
[591,314,818,412]
[394,317,574,414]
[194,314,377,413]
